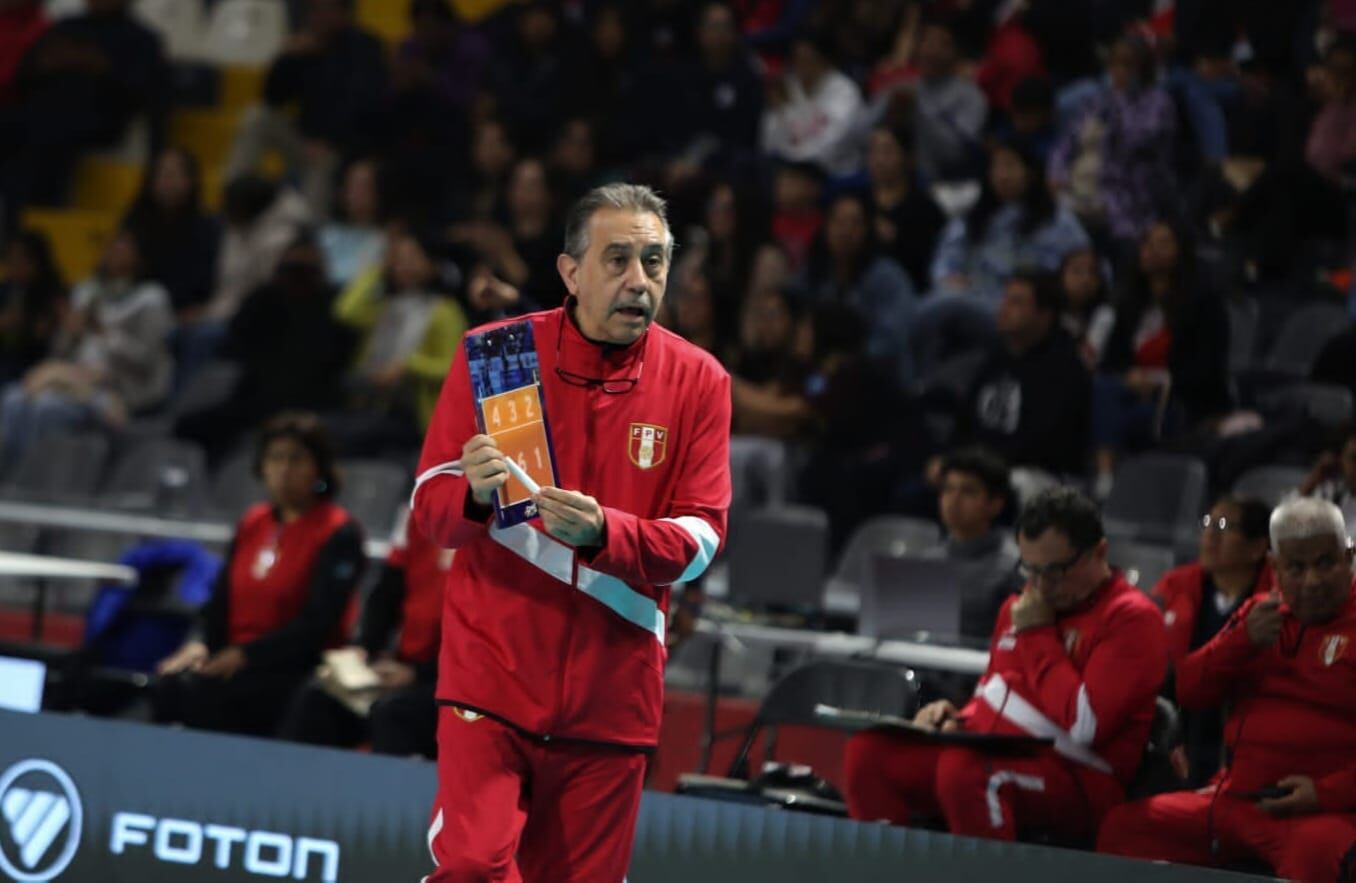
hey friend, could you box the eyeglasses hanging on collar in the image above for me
[553,304,644,394]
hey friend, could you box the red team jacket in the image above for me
[386,510,452,665]
[961,574,1168,812]
[1176,580,1356,811]
[1151,562,1275,663]
[412,307,732,748]
[224,501,361,650]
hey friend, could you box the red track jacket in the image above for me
[412,307,731,748]
[961,574,1168,811]
[1151,562,1275,663]
[1176,580,1356,811]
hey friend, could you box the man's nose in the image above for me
[623,257,649,290]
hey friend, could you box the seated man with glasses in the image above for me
[844,487,1167,843]
[1099,497,1356,883]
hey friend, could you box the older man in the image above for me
[1098,497,1356,883]
[844,488,1166,842]
[412,184,732,882]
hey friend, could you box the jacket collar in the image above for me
[554,299,648,384]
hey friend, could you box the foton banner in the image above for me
[0,711,1267,883]
[0,710,432,881]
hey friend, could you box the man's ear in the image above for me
[557,253,579,296]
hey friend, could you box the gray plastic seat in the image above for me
[1263,303,1350,377]
[715,659,918,779]
[825,516,943,615]
[1104,454,1209,558]
[1,431,110,504]
[101,438,210,515]
[1232,465,1307,507]
[727,504,829,611]
[209,448,266,521]
[1108,540,1177,593]
[1258,382,1353,428]
[729,436,791,510]
[336,459,409,536]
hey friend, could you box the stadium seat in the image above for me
[357,0,410,44]
[134,0,206,60]
[19,208,119,284]
[727,504,829,612]
[1107,540,1176,592]
[210,448,266,521]
[728,435,791,510]
[43,0,85,19]
[1263,302,1350,377]
[0,431,110,503]
[1232,464,1307,507]
[336,459,409,535]
[824,516,942,615]
[1258,382,1353,428]
[680,658,917,797]
[202,0,288,66]
[102,438,211,516]
[169,359,242,417]
[69,157,144,213]
[0,432,110,560]
[1103,453,1208,558]
[1126,697,1186,800]
[219,64,266,110]
[170,108,242,171]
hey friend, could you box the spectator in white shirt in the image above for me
[761,30,864,177]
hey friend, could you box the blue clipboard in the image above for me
[464,321,561,529]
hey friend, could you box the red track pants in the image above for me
[422,706,646,883]
[1098,789,1356,883]
[843,729,1108,841]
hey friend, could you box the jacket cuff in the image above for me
[578,506,626,568]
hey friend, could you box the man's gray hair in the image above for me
[1270,496,1349,549]
[562,183,675,262]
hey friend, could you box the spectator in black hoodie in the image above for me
[122,146,221,319]
[225,0,387,213]
[671,2,765,172]
[175,233,356,463]
[1093,221,1229,496]
[956,269,1091,476]
[1,0,166,214]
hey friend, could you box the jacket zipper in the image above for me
[554,383,597,739]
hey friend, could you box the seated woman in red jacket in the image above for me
[278,505,446,758]
[1151,494,1273,785]
[153,412,365,736]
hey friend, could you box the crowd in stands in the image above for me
[3,0,1356,879]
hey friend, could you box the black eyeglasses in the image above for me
[1017,548,1088,585]
[554,305,644,394]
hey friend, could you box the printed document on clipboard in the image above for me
[465,321,560,529]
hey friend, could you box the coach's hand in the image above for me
[534,487,605,547]
[914,699,960,733]
[1010,587,1055,633]
[463,434,509,506]
[1246,592,1284,648]
[1258,776,1319,817]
